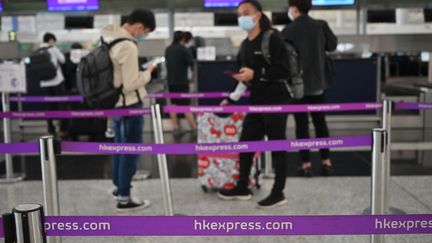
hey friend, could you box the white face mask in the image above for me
[287,10,295,21]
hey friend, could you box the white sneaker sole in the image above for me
[116,200,151,213]
[256,199,288,209]
[217,192,252,201]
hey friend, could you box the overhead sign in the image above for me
[0,63,27,93]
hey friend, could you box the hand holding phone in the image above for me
[224,70,239,77]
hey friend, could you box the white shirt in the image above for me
[39,43,66,88]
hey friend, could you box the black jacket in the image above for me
[234,30,291,105]
[282,15,338,95]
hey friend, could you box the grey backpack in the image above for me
[261,30,304,100]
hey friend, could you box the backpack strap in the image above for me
[100,37,136,50]
[261,30,274,65]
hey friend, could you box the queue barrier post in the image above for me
[262,136,274,179]
[370,129,387,243]
[2,204,47,243]
[0,92,25,183]
[151,104,174,216]
[39,136,61,243]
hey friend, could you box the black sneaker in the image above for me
[298,167,313,178]
[322,164,334,176]
[257,193,288,209]
[116,198,151,212]
[217,187,253,201]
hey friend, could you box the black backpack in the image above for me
[26,47,57,81]
[77,37,133,109]
[260,30,304,100]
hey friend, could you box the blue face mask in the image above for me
[238,16,256,32]
[135,33,148,43]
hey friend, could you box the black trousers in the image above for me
[43,82,69,134]
[294,94,331,163]
[238,112,288,195]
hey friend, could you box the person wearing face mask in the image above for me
[165,31,197,137]
[217,0,292,209]
[101,9,157,212]
[282,0,338,177]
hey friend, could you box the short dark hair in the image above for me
[126,9,156,32]
[173,31,185,44]
[239,0,263,11]
[289,0,312,14]
[184,32,193,42]
[43,33,57,43]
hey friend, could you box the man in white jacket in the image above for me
[40,33,67,136]
[102,9,157,211]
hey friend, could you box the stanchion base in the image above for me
[0,173,26,183]
[133,170,151,181]
[362,207,407,215]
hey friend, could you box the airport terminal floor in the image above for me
[2,0,432,242]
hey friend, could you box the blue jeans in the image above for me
[112,115,144,197]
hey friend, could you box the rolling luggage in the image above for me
[197,112,261,192]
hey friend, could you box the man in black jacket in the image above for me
[282,0,338,177]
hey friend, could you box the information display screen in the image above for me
[47,0,99,12]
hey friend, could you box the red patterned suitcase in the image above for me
[197,112,261,192]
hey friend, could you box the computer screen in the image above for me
[47,0,99,12]
[0,0,3,13]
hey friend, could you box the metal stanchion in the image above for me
[262,136,274,179]
[382,100,405,215]
[2,204,47,243]
[371,128,387,243]
[39,136,61,243]
[151,104,174,216]
[0,92,25,183]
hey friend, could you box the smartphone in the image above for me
[142,57,166,69]
[224,70,239,77]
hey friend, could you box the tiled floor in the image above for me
[1,177,431,243]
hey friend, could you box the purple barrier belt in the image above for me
[395,102,432,111]
[0,143,39,154]
[61,136,371,155]
[147,92,250,99]
[10,92,251,103]
[0,108,151,119]
[1,215,431,237]
[10,96,84,103]
[164,102,383,114]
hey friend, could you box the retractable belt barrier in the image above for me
[0,136,371,155]
[1,215,432,237]
[0,108,151,119]
[10,92,251,103]
[164,102,384,114]
[394,102,432,110]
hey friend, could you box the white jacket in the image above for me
[40,43,66,88]
[102,25,152,107]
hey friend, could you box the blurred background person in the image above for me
[165,30,197,137]
[282,0,338,177]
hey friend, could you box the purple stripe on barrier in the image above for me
[164,102,383,114]
[395,102,432,111]
[0,215,429,237]
[61,136,371,155]
[0,108,151,119]
[0,221,3,238]
[9,92,251,103]
[0,142,39,154]
[10,96,84,103]
[147,92,250,99]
